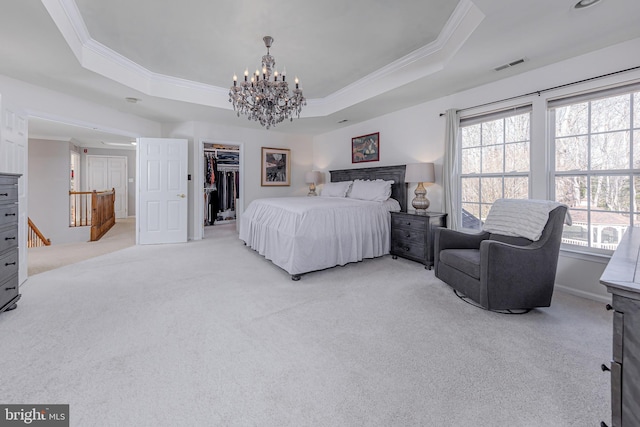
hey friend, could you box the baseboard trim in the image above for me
[555,284,611,304]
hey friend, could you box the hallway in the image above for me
[27,217,135,276]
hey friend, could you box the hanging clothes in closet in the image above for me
[215,169,239,214]
[204,153,219,225]
[205,153,218,186]
[204,148,239,225]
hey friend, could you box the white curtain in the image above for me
[443,108,460,230]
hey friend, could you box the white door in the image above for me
[137,138,188,244]
[87,156,128,218]
[0,99,28,284]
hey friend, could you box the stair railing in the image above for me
[69,188,116,241]
[28,217,51,248]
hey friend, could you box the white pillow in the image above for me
[348,179,393,202]
[383,198,401,212]
[320,181,352,197]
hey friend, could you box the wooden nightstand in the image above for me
[390,211,447,269]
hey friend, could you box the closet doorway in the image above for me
[200,141,242,238]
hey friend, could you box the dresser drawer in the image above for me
[611,360,622,427]
[0,185,18,205]
[0,248,18,280]
[0,226,19,253]
[0,204,18,227]
[613,311,623,363]
[0,174,19,186]
[0,273,19,309]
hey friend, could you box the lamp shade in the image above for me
[405,163,435,183]
[305,171,323,184]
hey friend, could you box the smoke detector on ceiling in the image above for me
[494,58,527,72]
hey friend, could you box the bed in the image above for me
[239,165,407,280]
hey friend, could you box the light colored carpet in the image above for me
[28,217,135,275]
[1,223,612,426]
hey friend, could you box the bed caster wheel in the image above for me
[291,275,301,281]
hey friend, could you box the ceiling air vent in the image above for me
[494,58,526,72]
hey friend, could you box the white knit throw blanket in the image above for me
[482,199,568,241]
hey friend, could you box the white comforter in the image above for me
[239,197,398,275]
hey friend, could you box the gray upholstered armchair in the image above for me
[434,200,568,312]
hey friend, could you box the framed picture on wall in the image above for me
[261,147,291,186]
[352,132,379,163]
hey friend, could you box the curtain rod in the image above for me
[439,65,640,116]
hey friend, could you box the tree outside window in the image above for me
[551,90,640,252]
[459,109,531,230]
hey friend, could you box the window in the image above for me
[550,83,640,252]
[459,106,532,230]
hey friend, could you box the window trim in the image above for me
[547,81,640,109]
[549,83,639,254]
[458,105,533,231]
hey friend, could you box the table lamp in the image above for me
[305,171,323,196]
[405,163,435,213]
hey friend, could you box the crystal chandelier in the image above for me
[229,36,306,129]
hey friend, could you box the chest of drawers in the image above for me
[390,211,447,269]
[600,228,640,426]
[0,173,21,314]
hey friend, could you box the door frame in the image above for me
[195,139,244,240]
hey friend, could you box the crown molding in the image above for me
[27,109,141,138]
[42,0,484,118]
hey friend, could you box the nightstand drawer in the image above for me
[391,240,426,260]
[391,214,427,230]
[392,228,425,244]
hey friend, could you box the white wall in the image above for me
[313,97,449,213]
[313,37,640,302]
[28,139,88,244]
[0,75,161,138]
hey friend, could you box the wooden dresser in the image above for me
[0,173,21,314]
[600,227,640,427]
[390,211,447,269]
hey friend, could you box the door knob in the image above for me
[177,194,186,198]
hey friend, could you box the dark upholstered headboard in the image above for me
[329,164,407,212]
